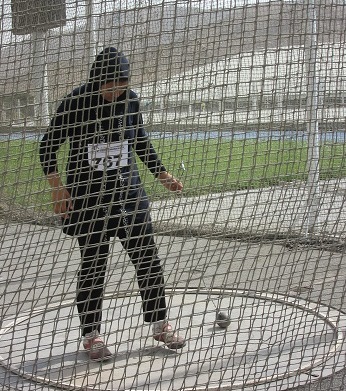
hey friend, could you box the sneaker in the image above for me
[153,322,186,350]
[83,331,113,361]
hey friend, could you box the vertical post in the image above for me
[31,31,50,128]
[85,0,97,68]
[305,0,320,234]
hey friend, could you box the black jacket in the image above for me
[39,86,165,181]
[39,84,166,236]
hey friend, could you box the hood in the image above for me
[89,47,130,90]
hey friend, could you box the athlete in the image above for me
[39,47,185,360]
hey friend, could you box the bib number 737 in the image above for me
[88,141,129,171]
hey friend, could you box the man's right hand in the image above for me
[51,187,73,219]
[47,172,73,219]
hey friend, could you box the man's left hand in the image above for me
[158,171,183,193]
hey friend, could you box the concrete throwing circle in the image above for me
[0,289,345,391]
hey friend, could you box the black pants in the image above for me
[76,215,167,336]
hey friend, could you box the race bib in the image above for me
[88,141,129,171]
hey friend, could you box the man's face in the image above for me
[100,80,128,101]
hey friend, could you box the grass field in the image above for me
[0,137,345,213]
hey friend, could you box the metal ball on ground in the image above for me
[216,311,231,328]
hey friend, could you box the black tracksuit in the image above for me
[39,49,167,335]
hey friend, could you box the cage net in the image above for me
[1,0,346,390]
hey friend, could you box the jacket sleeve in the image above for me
[39,98,72,175]
[132,103,167,177]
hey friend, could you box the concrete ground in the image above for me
[1,180,346,390]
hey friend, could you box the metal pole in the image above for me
[305,0,320,234]
[31,31,50,128]
[85,0,97,69]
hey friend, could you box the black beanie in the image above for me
[89,47,130,89]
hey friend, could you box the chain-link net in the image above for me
[1,1,346,390]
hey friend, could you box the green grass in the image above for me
[1,137,345,212]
